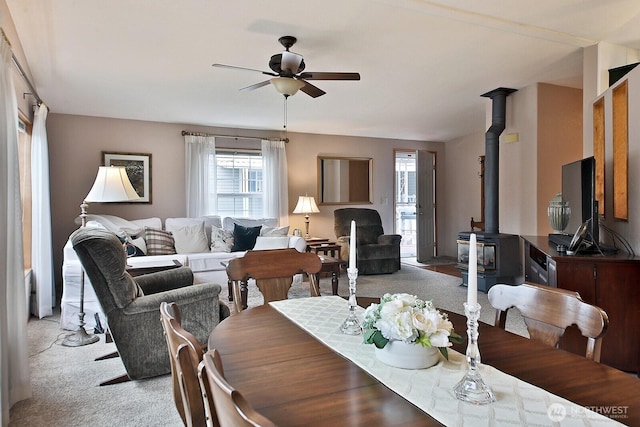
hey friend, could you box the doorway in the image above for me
[394,150,436,260]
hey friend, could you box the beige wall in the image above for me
[442,83,583,256]
[499,83,583,237]
[499,86,538,236]
[583,43,640,154]
[441,131,485,256]
[47,113,443,288]
[596,65,640,251]
[285,132,445,242]
[536,83,583,235]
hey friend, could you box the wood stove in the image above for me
[457,87,521,292]
[457,232,519,292]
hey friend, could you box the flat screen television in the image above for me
[562,156,599,247]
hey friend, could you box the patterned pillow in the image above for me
[144,227,176,256]
[211,226,234,253]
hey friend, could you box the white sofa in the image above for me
[61,214,306,330]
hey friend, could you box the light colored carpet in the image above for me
[217,263,527,336]
[10,264,526,426]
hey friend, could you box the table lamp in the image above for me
[62,166,140,347]
[293,194,320,239]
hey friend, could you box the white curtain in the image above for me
[261,139,289,225]
[31,103,53,318]
[0,37,32,425]
[185,134,216,217]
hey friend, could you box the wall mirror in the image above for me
[317,156,372,205]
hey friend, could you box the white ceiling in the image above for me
[7,0,640,142]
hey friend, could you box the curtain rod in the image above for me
[12,53,42,106]
[1,28,43,106]
[181,130,288,143]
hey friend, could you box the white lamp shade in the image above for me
[293,195,320,214]
[85,166,140,202]
[271,77,305,96]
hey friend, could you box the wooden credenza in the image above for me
[522,236,640,373]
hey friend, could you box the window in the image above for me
[17,113,32,269]
[214,150,263,217]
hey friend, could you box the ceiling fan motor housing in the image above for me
[269,54,305,75]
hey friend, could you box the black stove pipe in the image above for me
[480,87,517,235]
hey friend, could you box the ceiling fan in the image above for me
[212,36,360,98]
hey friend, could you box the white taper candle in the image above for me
[468,233,478,306]
[349,220,356,270]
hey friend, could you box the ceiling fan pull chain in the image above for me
[284,96,288,130]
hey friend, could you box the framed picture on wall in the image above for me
[102,151,152,203]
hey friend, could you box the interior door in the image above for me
[416,151,435,262]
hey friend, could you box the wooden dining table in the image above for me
[208,296,640,426]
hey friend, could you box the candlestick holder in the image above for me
[340,267,362,335]
[454,302,496,405]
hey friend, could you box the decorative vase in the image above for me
[374,340,440,369]
[548,193,571,233]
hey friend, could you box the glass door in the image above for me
[395,151,417,257]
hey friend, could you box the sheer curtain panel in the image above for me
[185,135,216,217]
[31,103,53,318]
[0,35,31,425]
[261,140,289,225]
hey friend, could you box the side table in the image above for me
[307,242,342,259]
[311,255,345,296]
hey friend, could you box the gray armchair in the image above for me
[334,208,402,275]
[70,227,230,381]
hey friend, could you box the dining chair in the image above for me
[200,349,277,427]
[226,248,322,312]
[487,282,609,362]
[160,301,218,427]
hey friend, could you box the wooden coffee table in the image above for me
[313,255,344,295]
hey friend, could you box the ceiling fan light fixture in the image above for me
[271,77,304,97]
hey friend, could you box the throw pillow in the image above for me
[144,227,177,256]
[166,221,209,254]
[124,237,147,257]
[260,225,290,237]
[253,236,290,250]
[210,226,234,253]
[116,232,147,257]
[222,217,278,232]
[130,236,147,255]
[231,224,262,251]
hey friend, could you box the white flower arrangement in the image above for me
[363,293,462,359]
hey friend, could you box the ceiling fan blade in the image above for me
[212,63,278,77]
[299,80,326,98]
[281,51,303,74]
[298,72,361,81]
[239,80,271,92]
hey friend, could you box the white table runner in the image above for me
[270,296,624,426]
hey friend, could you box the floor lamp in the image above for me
[293,194,320,239]
[62,166,140,347]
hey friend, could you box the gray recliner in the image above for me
[334,208,402,275]
[70,227,230,380]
